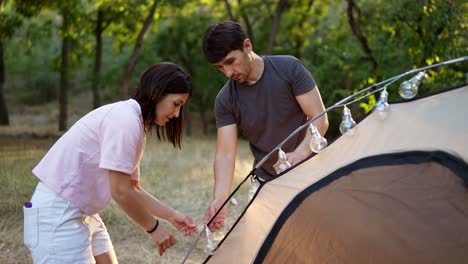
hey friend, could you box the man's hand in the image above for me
[283,151,304,166]
[148,224,176,256]
[204,198,227,232]
[168,210,198,236]
[273,151,305,174]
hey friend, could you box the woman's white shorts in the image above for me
[23,182,114,263]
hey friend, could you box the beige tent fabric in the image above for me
[262,162,468,264]
[206,86,468,264]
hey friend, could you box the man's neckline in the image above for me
[246,55,265,85]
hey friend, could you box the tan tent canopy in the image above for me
[205,85,468,264]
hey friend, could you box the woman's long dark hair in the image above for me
[132,62,192,148]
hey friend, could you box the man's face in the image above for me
[213,48,252,83]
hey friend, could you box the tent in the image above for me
[204,85,468,263]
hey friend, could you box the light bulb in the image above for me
[399,71,425,99]
[374,88,390,119]
[248,177,260,201]
[399,80,417,99]
[205,226,216,255]
[229,197,238,206]
[309,124,328,153]
[274,148,292,174]
[339,106,356,136]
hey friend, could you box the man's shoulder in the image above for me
[264,55,303,74]
[263,55,304,78]
[216,80,233,100]
[265,55,300,64]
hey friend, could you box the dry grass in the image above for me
[0,92,255,263]
[0,135,254,264]
[1,92,93,138]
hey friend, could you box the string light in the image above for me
[204,226,215,255]
[180,57,467,263]
[248,176,260,201]
[339,105,357,135]
[229,197,238,206]
[309,124,328,153]
[274,148,291,174]
[374,87,390,119]
[399,71,426,99]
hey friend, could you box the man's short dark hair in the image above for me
[202,21,248,63]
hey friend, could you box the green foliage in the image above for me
[152,6,225,117]
[0,2,23,41]
[359,94,376,114]
[4,11,60,104]
[2,0,466,133]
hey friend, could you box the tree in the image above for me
[118,0,159,99]
[58,9,71,131]
[0,40,7,125]
[89,3,117,108]
[91,7,104,108]
[0,1,22,125]
[265,0,289,54]
[88,0,150,108]
[153,8,224,135]
[346,0,379,78]
[54,0,87,131]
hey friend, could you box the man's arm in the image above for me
[288,86,329,165]
[204,124,238,231]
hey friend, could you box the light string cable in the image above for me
[338,71,405,107]
[180,55,467,263]
[255,56,467,170]
[337,72,401,108]
[340,85,386,107]
[181,169,256,264]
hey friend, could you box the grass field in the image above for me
[0,133,254,263]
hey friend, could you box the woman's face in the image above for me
[154,93,190,126]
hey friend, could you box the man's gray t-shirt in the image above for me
[215,55,316,180]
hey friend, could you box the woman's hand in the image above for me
[168,211,198,236]
[148,224,176,256]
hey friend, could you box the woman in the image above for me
[23,62,198,263]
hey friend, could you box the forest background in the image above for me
[0,0,466,263]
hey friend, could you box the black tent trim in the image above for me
[202,178,267,264]
[254,150,468,263]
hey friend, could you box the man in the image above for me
[202,21,328,231]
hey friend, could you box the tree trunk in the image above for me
[241,14,254,43]
[223,0,237,21]
[200,110,208,136]
[59,17,70,131]
[236,0,254,43]
[92,8,103,109]
[0,41,9,125]
[266,0,289,54]
[293,0,314,59]
[346,0,379,77]
[119,0,160,99]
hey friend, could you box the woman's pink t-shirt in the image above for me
[33,99,146,215]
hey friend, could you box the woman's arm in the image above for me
[109,170,184,255]
[109,170,197,234]
[131,180,197,235]
[109,170,158,230]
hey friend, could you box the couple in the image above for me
[23,21,328,263]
